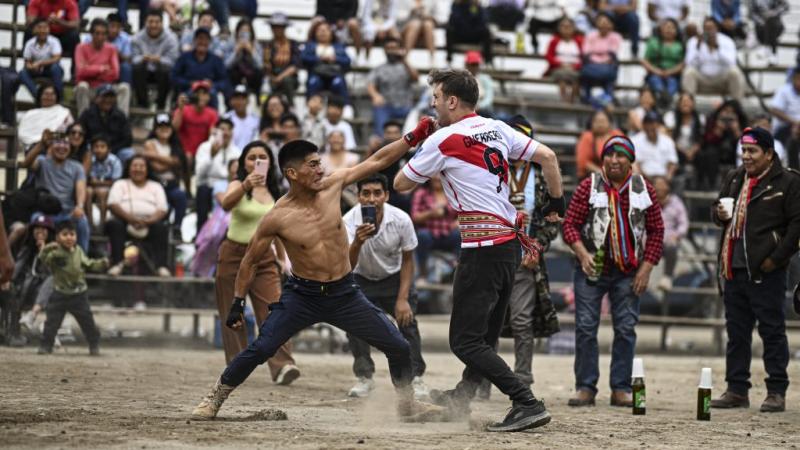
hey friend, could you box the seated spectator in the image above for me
[711,0,745,41]
[575,0,601,35]
[683,17,744,102]
[322,130,360,212]
[641,18,684,107]
[21,131,90,252]
[602,0,640,56]
[0,63,17,127]
[769,67,800,145]
[17,82,73,150]
[359,0,402,63]
[544,17,583,104]
[312,0,361,45]
[106,156,171,277]
[180,10,220,53]
[750,0,789,66]
[575,108,624,178]
[322,96,357,151]
[446,0,492,65]
[74,19,131,117]
[26,0,80,57]
[302,21,352,104]
[224,84,259,150]
[86,134,123,229]
[259,93,290,143]
[301,93,326,148]
[527,0,567,55]
[632,111,679,180]
[173,27,230,108]
[647,0,689,25]
[207,0,257,34]
[143,113,189,236]
[220,18,263,99]
[695,99,747,189]
[627,86,657,133]
[264,13,301,104]
[172,81,219,169]
[132,9,179,110]
[368,37,418,137]
[195,118,241,232]
[106,13,133,85]
[464,51,494,117]
[664,91,704,168]
[580,12,622,108]
[19,19,64,98]
[653,176,687,291]
[411,176,460,280]
[148,0,182,30]
[66,122,90,175]
[399,0,441,65]
[79,85,135,163]
[735,113,787,166]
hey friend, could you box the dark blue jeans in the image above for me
[611,11,640,56]
[208,0,257,29]
[723,268,790,396]
[416,228,461,277]
[646,73,679,99]
[580,63,618,108]
[221,273,412,387]
[372,105,411,137]
[164,183,187,229]
[19,63,64,97]
[573,265,639,394]
[307,73,349,104]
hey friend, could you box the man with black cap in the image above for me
[562,135,664,408]
[711,127,800,413]
[223,84,259,150]
[172,27,230,108]
[631,111,678,181]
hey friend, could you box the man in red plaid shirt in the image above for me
[561,135,664,408]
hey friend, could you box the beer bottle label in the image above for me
[703,396,710,414]
[634,389,646,408]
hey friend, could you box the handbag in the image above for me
[313,62,342,79]
[125,180,149,239]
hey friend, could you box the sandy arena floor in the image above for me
[1,345,798,449]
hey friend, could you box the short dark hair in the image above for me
[198,10,215,20]
[327,95,345,109]
[90,18,108,33]
[106,12,123,24]
[357,173,389,192]
[383,120,403,131]
[31,17,48,29]
[91,134,110,146]
[35,80,60,106]
[427,69,479,108]
[55,220,76,234]
[217,117,234,129]
[278,140,318,172]
[145,9,163,20]
[280,113,300,128]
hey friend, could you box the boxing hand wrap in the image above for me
[226,297,246,328]
[542,196,566,218]
[403,116,436,147]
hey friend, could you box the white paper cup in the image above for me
[632,358,645,378]
[719,197,734,217]
[699,368,712,389]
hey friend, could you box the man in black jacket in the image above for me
[78,85,134,163]
[711,127,800,413]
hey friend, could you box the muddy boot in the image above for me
[567,389,596,407]
[760,393,785,413]
[191,378,236,420]
[396,386,448,422]
[610,391,633,407]
[710,391,749,409]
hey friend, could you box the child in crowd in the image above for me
[16,215,55,332]
[37,220,108,355]
[87,134,123,229]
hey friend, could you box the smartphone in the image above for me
[361,205,378,233]
[254,158,269,177]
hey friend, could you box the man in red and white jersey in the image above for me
[394,69,564,432]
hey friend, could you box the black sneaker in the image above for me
[487,399,551,432]
[429,389,471,418]
[37,346,52,355]
[89,345,100,356]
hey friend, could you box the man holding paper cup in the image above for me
[712,127,800,413]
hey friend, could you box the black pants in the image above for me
[348,273,426,378]
[228,65,263,102]
[755,17,784,52]
[132,63,171,109]
[195,185,214,232]
[445,24,493,64]
[723,268,790,396]
[41,291,100,349]
[222,273,412,387]
[105,218,169,268]
[0,67,18,124]
[448,239,533,403]
[528,16,564,53]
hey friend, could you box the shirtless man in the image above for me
[191,126,443,421]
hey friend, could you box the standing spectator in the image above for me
[602,0,640,56]
[322,96,358,151]
[653,176,687,291]
[142,113,189,236]
[464,51,494,117]
[647,0,689,24]
[712,0,746,41]
[683,18,745,102]
[301,93,326,148]
[207,0,257,34]
[769,68,800,145]
[749,0,789,66]
[79,85,134,163]
[132,9,179,110]
[26,0,80,58]
[195,118,241,232]
[86,134,123,229]
[224,85,259,150]
[399,0,440,65]
[626,86,658,134]
[358,0,402,63]
[37,221,107,356]
[580,12,622,108]
[631,111,679,180]
[368,37,418,137]
[410,176,461,279]
[173,28,230,108]
[74,19,130,117]
[105,156,171,277]
[343,173,429,399]
[544,17,583,104]
[221,18,263,99]
[302,21,352,104]
[19,19,64,98]
[563,135,664,407]
[264,13,301,104]
[446,0,493,65]
[17,83,73,150]
[665,92,704,176]
[575,109,625,179]
[711,127,800,413]
[696,99,747,189]
[106,13,133,85]
[641,19,684,107]
[172,81,219,171]
[528,0,568,55]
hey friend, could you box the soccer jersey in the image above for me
[401,113,541,247]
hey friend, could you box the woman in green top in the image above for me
[214,141,300,385]
[641,19,684,107]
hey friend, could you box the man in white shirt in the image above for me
[769,69,800,145]
[342,173,429,400]
[322,96,357,151]
[394,69,564,432]
[195,118,242,230]
[682,17,745,101]
[223,85,260,150]
[631,111,678,180]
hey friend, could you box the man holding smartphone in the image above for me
[342,173,429,400]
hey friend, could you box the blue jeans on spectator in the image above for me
[19,64,64,97]
[573,265,639,394]
[580,63,618,109]
[646,73,679,99]
[722,268,789,396]
[372,104,411,137]
[416,228,461,278]
[115,147,136,164]
[307,73,349,104]
[0,67,18,124]
[208,0,257,30]
[119,61,133,85]
[610,11,639,56]
[164,183,187,229]
[51,211,90,252]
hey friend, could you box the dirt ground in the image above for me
[1,344,798,450]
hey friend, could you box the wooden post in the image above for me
[192,313,200,339]
[162,313,171,333]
